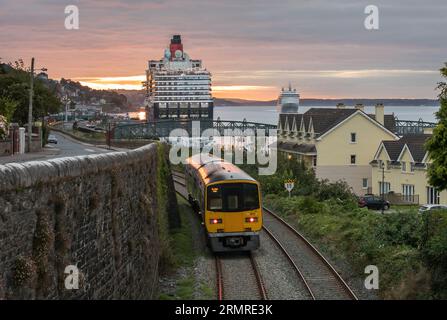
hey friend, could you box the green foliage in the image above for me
[156,143,177,270]
[264,193,431,298]
[0,61,61,126]
[0,115,8,139]
[426,63,447,191]
[241,153,356,204]
[421,210,447,298]
[0,96,18,122]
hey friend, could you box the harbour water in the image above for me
[214,105,440,125]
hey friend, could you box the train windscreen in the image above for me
[207,183,260,212]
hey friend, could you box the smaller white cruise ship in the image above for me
[277,83,300,113]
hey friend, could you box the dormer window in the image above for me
[401,161,407,172]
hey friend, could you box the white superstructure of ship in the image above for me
[277,83,300,113]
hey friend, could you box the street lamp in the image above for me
[28,57,47,152]
[61,95,71,126]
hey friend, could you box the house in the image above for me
[277,103,399,195]
[371,134,447,205]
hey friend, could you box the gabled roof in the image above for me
[378,134,431,163]
[401,134,431,162]
[305,108,358,135]
[278,108,397,137]
[367,114,396,133]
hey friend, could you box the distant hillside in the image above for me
[114,90,439,108]
[113,89,146,109]
[214,98,439,107]
[60,78,129,111]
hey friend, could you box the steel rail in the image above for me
[263,207,358,300]
[262,226,316,300]
[248,252,268,300]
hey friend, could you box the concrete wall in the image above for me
[0,143,178,299]
[313,113,398,195]
[315,165,371,196]
[316,112,397,166]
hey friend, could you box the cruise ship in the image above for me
[277,83,300,113]
[144,35,213,121]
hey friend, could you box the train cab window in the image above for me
[208,186,223,210]
[207,183,259,212]
[243,184,259,210]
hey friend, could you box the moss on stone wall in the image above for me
[156,142,180,272]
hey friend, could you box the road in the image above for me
[47,132,112,157]
[0,131,112,165]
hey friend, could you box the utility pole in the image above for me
[28,57,34,152]
[381,163,385,214]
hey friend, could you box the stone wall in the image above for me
[0,143,178,299]
[0,140,12,156]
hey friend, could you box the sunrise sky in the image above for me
[1,0,446,100]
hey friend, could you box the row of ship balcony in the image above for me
[152,97,213,102]
[152,81,211,85]
[151,92,211,96]
[152,75,209,78]
[151,87,210,91]
[150,71,210,77]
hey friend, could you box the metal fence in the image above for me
[384,193,420,205]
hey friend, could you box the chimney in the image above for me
[375,103,384,126]
[336,103,345,109]
[355,103,364,112]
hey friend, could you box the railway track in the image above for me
[171,168,357,300]
[263,208,358,300]
[215,253,268,300]
[172,169,268,300]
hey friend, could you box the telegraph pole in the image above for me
[28,57,34,152]
[381,163,385,214]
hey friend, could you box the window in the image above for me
[207,183,260,212]
[401,161,407,172]
[402,184,415,202]
[362,178,368,189]
[350,132,357,143]
[410,162,415,172]
[379,182,391,195]
[350,155,356,165]
[313,156,317,167]
[427,186,440,205]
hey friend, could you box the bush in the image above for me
[421,210,447,298]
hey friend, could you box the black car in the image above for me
[358,195,390,210]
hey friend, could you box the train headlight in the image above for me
[245,217,258,223]
[210,218,222,224]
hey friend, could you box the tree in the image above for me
[0,96,19,122]
[426,63,447,191]
[0,61,61,125]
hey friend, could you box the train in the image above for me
[185,155,262,252]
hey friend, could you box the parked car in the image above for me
[358,195,390,210]
[418,204,447,214]
[47,134,58,144]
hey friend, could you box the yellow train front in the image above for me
[185,155,262,252]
